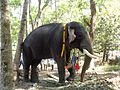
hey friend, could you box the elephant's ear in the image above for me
[68,26,76,43]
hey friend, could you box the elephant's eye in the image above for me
[75,31,83,40]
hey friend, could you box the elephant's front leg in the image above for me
[57,59,65,83]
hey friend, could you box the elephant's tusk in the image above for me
[83,49,97,59]
[93,53,102,57]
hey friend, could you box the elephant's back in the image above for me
[23,23,63,59]
[25,23,62,41]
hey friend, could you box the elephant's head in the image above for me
[66,21,96,82]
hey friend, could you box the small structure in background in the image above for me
[108,50,120,65]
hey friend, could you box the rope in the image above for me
[61,24,67,57]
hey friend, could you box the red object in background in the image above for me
[75,63,80,71]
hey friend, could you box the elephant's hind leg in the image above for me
[23,64,30,82]
[31,63,39,83]
[23,47,32,82]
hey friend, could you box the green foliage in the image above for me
[11,17,20,52]
[41,0,90,24]
[105,64,120,71]
[10,0,23,7]
[30,6,38,21]
[94,0,120,52]
[10,0,22,52]
[10,0,120,55]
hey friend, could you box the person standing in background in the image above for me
[72,53,77,69]
[43,59,48,71]
[50,58,54,70]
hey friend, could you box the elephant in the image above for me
[22,21,97,83]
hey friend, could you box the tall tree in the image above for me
[89,0,96,43]
[14,0,28,80]
[1,0,14,89]
[81,0,96,43]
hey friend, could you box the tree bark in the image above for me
[14,0,28,81]
[102,45,110,64]
[89,0,96,43]
[1,0,14,89]
[102,45,107,64]
[29,0,34,30]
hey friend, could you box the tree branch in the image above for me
[84,19,91,28]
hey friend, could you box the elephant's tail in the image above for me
[21,42,24,52]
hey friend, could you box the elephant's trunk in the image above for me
[80,48,93,82]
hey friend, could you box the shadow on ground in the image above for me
[15,69,120,90]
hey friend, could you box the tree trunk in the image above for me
[55,0,57,21]
[14,0,28,81]
[105,47,110,62]
[89,0,96,43]
[102,44,110,64]
[102,46,107,64]
[29,0,34,30]
[0,3,1,89]
[1,0,14,89]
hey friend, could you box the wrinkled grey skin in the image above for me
[22,21,93,83]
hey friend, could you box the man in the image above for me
[72,53,77,69]
[65,53,77,69]
[50,58,54,70]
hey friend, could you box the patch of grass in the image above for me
[104,64,120,72]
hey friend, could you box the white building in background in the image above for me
[108,50,120,60]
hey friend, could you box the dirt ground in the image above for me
[15,64,120,90]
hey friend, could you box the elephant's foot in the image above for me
[31,75,39,83]
[56,82,66,86]
[23,73,30,82]
[58,80,65,84]
[23,77,30,82]
[66,76,74,81]
[31,67,39,83]
[31,79,39,83]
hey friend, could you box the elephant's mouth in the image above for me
[82,49,97,58]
